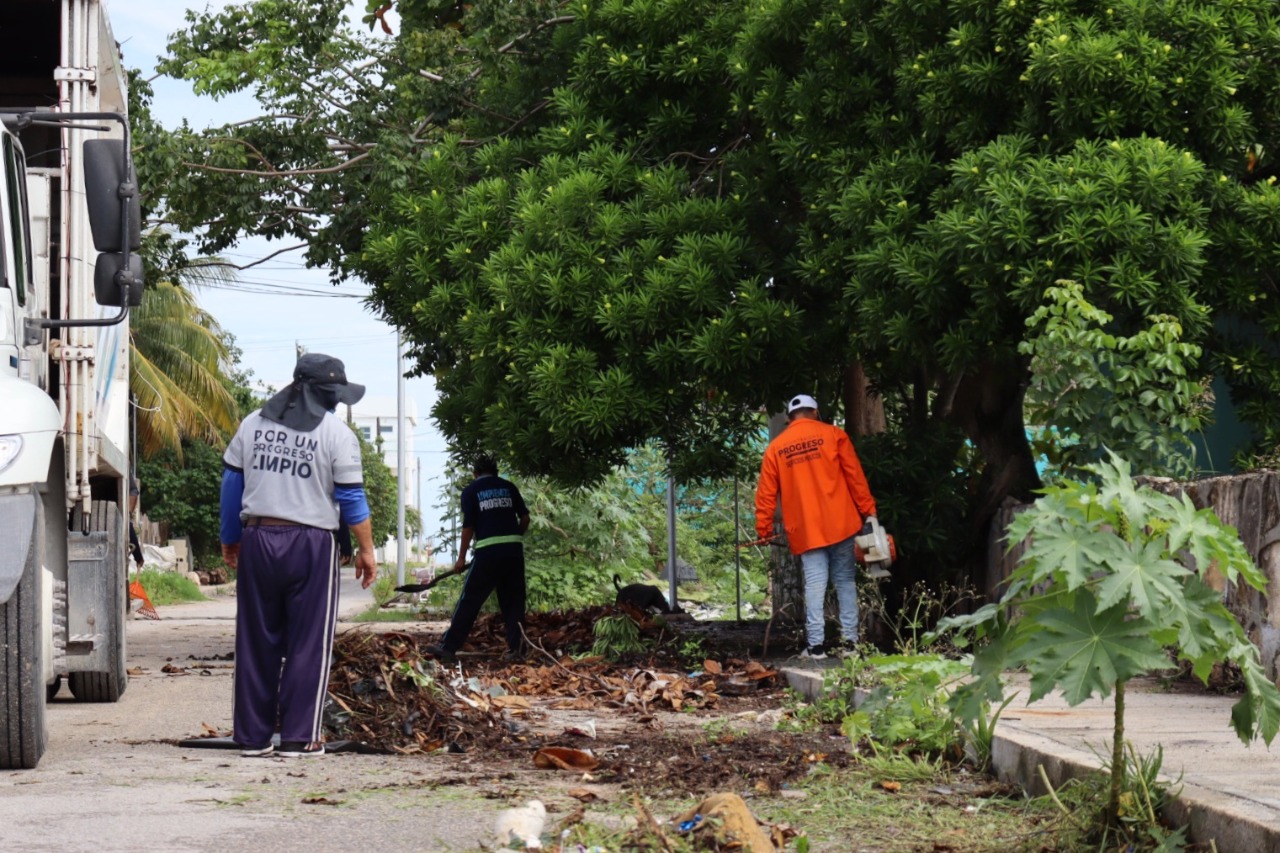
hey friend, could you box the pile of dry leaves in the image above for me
[323,610,781,755]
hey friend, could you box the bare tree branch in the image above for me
[184,150,370,178]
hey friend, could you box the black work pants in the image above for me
[440,542,526,653]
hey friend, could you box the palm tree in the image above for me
[130,259,240,459]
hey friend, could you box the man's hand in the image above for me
[221,543,240,571]
[453,555,467,573]
[355,549,377,589]
[859,516,878,536]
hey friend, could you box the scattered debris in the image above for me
[674,792,785,852]
[494,799,546,849]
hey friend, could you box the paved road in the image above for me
[0,575,502,853]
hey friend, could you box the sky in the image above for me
[103,1,455,550]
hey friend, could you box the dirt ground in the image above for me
[0,589,1026,853]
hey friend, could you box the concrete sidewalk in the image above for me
[783,666,1280,851]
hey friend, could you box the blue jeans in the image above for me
[799,534,858,648]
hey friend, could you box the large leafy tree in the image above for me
[149,0,1280,586]
[129,71,241,459]
[129,271,240,459]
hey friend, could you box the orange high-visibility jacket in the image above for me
[755,417,877,555]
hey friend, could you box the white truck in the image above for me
[0,0,143,769]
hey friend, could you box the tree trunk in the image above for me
[947,363,1041,531]
[843,360,885,438]
[1106,679,1126,832]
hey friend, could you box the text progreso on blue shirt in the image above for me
[477,487,514,512]
[251,429,319,480]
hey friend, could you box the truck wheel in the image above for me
[0,497,48,769]
[67,501,127,703]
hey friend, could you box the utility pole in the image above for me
[666,448,678,612]
[396,330,406,587]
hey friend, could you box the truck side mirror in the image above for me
[93,253,143,307]
[82,139,139,252]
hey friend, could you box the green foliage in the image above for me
[429,441,768,613]
[1039,743,1186,852]
[151,0,1280,594]
[861,579,983,656]
[841,655,969,761]
[134,569,205,606]
[369,572,399,608]
[1023,280,1211,480]
[937,451,1280,833]
[355,427,399,549]
[137,440,226,567]
[591,614,646,660]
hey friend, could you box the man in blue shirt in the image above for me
[220,353,377,757]
[430,456,530,663]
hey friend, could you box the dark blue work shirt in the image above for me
[460,475,529,547]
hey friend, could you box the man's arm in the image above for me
[219,466,245,571]
[755,449,780,541]
[454,526,475,572]
[347,516,378,589]
[836,433,877,521]
[334,484,375,587]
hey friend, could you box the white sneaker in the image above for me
[799,645,827,660]
[278,741,325,757]
[240,744,274,758]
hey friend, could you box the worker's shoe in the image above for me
[426,643,457,664]
[500,647,527,663]
[240,744,274,758]
[799,645,827,661]
[278,741,325,758]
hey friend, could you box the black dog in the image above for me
[613,573,673,613]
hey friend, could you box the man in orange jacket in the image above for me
[756,393,879,659]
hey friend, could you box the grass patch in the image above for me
[553,760,1069,852]
[135,569,205,606]
[350,607,419,623]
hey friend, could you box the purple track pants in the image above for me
[233,525,339,749]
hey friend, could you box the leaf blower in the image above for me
[854,516,896,580]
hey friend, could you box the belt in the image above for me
[245,516,304,527]
[473,534,523,549]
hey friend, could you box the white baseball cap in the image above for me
[787,393,819,414]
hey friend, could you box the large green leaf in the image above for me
[1230,646,1280,746]
[1015,593,1171,706]
[1091,538,1189,617]
[1017,516,1110,590]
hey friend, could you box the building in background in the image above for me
[347,395,422,562]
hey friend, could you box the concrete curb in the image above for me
[779,665,1280,851]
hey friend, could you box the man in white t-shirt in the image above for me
[220,353,377,758]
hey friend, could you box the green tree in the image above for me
[129,68,241,459]
[137,439,226,566]
[356,428,399,549]
[149,0,1280,588]
[1022,280,1212,480]
[130,274,241,459]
